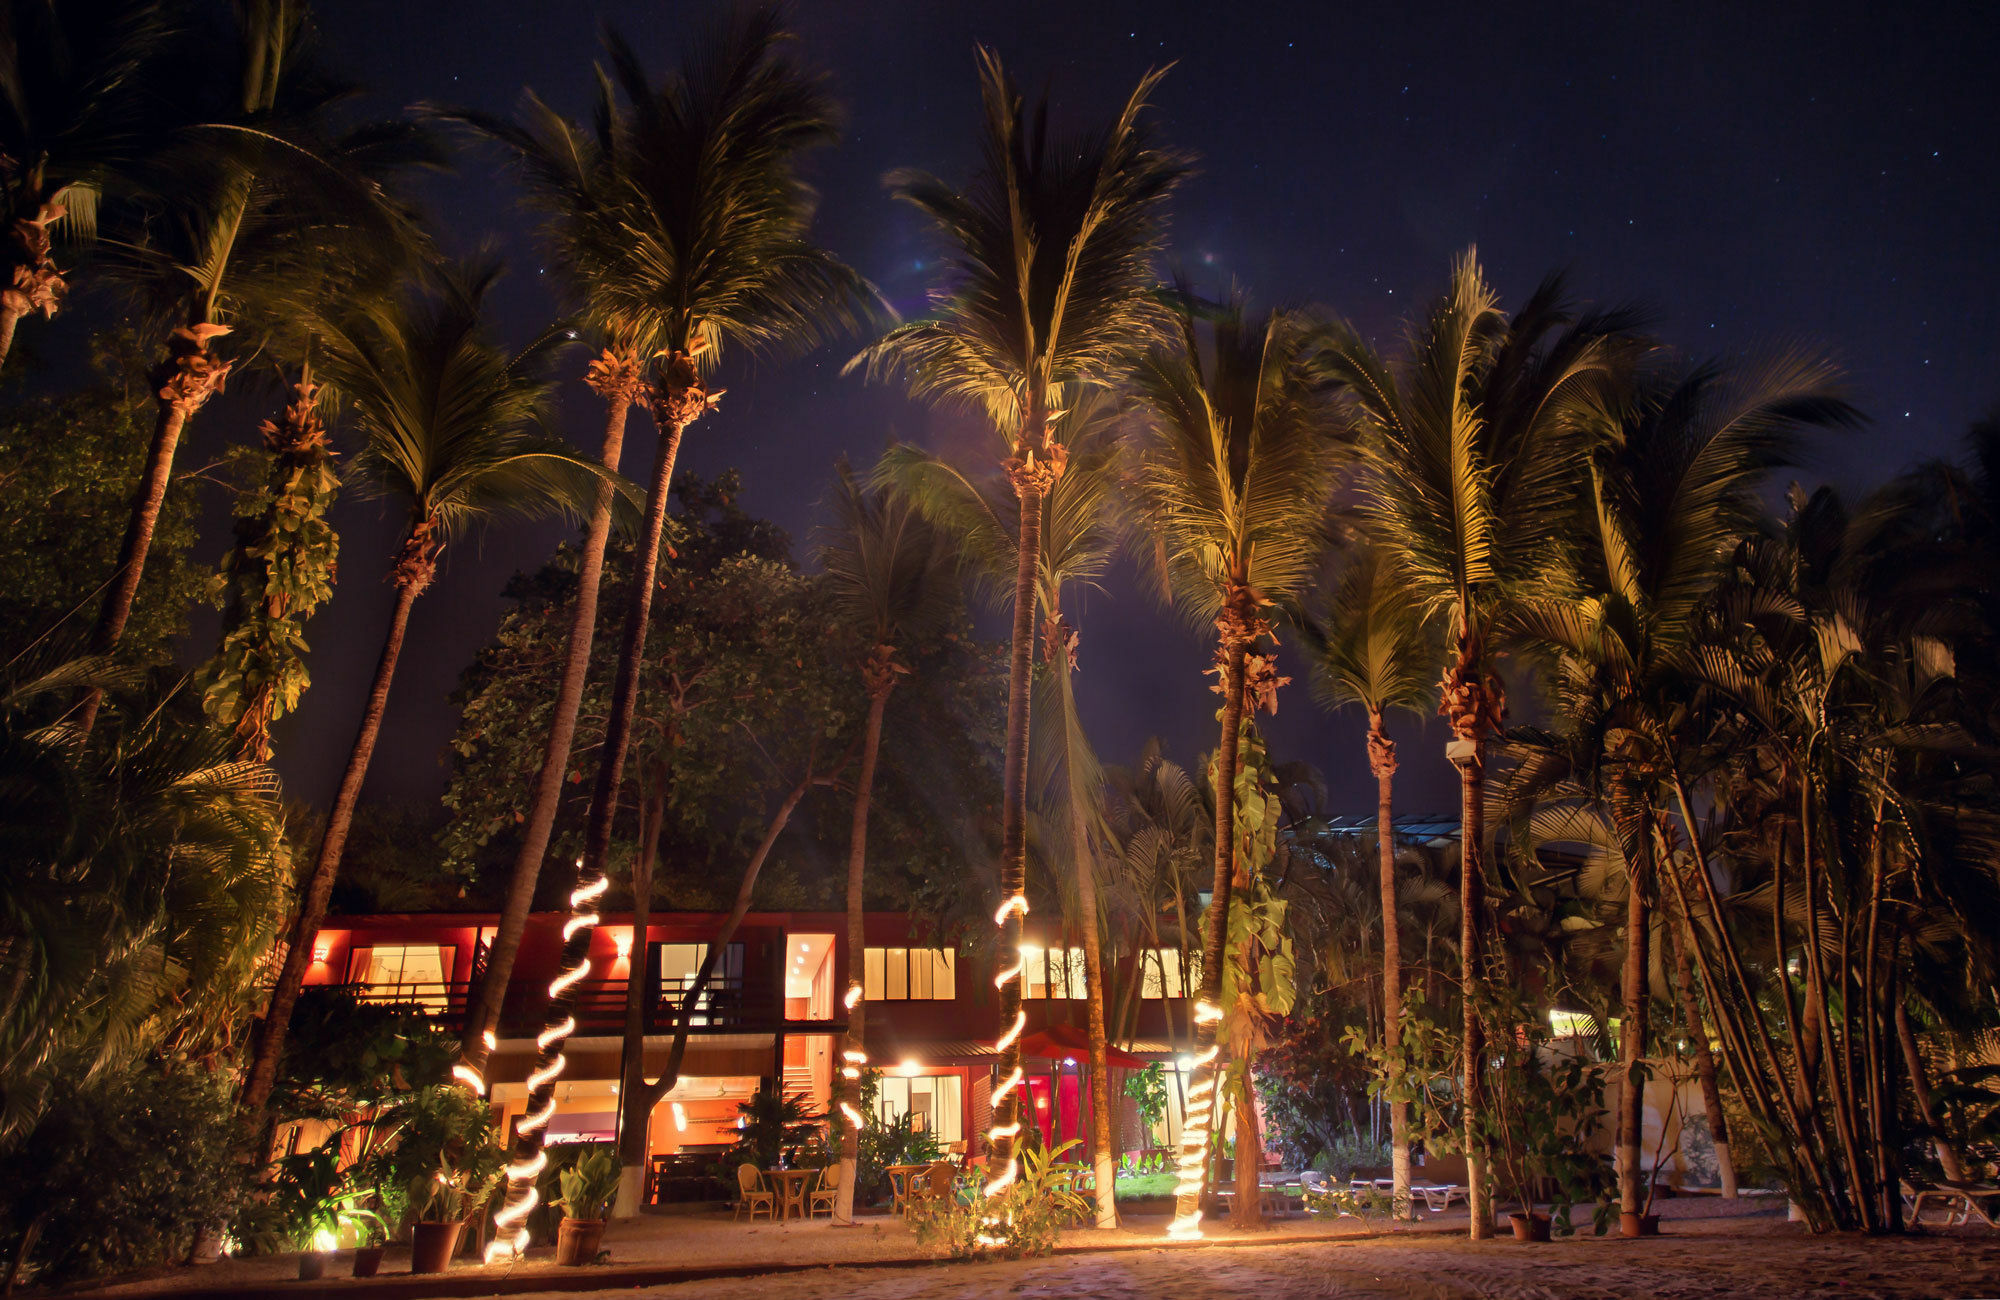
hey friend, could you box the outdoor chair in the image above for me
[905,1159,959,1222]
[809,1161,841,1218]
[735,1163,776,1222]
[1409,1155,1469,1213]
[1907,1177,2000,1227]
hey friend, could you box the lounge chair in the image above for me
[735,1163,776,1222]
[1907,1178,2000,1228]
[1410,1155,1469,1213]
[809,1161,842,1218]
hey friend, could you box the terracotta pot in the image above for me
[351,1245,385,1277]
[555,1217,607,1266]
[297,1251,329,1280]
[409,1220,463,1274]
[1619,1211,1661,1237]
[1509,1211,1552,1242]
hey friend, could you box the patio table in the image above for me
[763,1168,818,1223]
[885,1164,926,1217]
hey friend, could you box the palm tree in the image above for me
[0,0,180,367]
[1298,549,1435,1218]
[1322,250,1638,1236]
[1131,295,1341,1232]
[493,11,876,1243]
[851,51,1186,1190]
[81,0,430,731]
[816,460,958,1225]
[428,10,877,1074]
[881,401,1125,1225]
[236,260,607,1135]
[1506,349,1856,1227]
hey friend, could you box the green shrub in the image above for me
[555,1146,621,1220]
[915,1140,1088,1260]
[0,1061,246,1285]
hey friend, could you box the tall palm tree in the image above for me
[492,12,877,1245]
[0,0,180,368]
[236,260,606,1135]
[82,0,430,732]
[851,51,1185,1191]
[1131,295,1341,1232]
[1506,349,1856,1227]
[881,402,1125,1225]
[816,460,958,1225]
[1298,548,1435,1217]
[1322,250,1638,1236]
[428,11,878,1074]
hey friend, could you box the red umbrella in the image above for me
[1016,1023,1147,1069]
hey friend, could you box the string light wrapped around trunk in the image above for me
[838,988,870,1130]
[1167,1000,1225,1239]
[975,890,1030,1249]
[487,865,606,1262]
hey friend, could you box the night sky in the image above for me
[245,0,1999,823]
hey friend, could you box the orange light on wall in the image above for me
[613,929,632,960]
[311,940,330,964]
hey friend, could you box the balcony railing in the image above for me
[329,977,783,1038]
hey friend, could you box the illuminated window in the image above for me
[658,943,744,1025]
[862,948,955,1001]
[876,1073,963,1142]
[1139,949,1196,999]
[1022,946,1087,1000]
[347,944,453,1010]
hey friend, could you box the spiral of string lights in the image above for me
[837,984,869,1132]
[970,889,1030,1247]
[485,866,607,1263]
[1166,999,1225,1239]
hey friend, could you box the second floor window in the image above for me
[1022,946,1086,1000]
[1139,948,1198,999]
[658,942,745,1025]
[347,944,453,1010]
[863,947,955,1001]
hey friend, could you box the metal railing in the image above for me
[327,977,781,1037]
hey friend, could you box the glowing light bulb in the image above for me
[672,1102,687,1133]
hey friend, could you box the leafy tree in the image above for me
[853,50,1186,1187]
[200,373,339,760]
[237,260,607,1137]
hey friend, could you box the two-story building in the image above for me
[303,908,1200,1178]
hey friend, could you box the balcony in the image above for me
[333,976,785,1038]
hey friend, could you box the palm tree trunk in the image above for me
[1169,621,1250,1233]
[0,305,20,371]
[1233,1064,1263,1227]
[1072,765,1118,1228]
[79,326,232,733]
[460,360,637,1074]
[0,200,65,377]
[1896,999,1966,1183]
[835,679,892,1225]
[1369,711,1410,1218]
[1618,819,1651,1233]
[1442,627,1493,1239]
[507,369,698,1212]
[611,777,666,1216]
[989,455,1048,1186]
[238,527,432,1134]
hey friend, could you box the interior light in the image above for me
[672,1102,687,1133]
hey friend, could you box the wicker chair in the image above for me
[735,1163,776,1222]
[905,1159,959,1222]
[809,1162,842,1217]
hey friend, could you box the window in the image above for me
[1021,945,1087,999]
[1139,949,1196,999]
[862,947,955,1001]
[876,1074,963,1142]
[658,942,745,1025]
[347,944,454,1010]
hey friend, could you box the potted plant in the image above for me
[553,1146,621,1266]
[347,1199,391,1277]
[1479,999,1616,1242]
[409,1158,488,1275]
